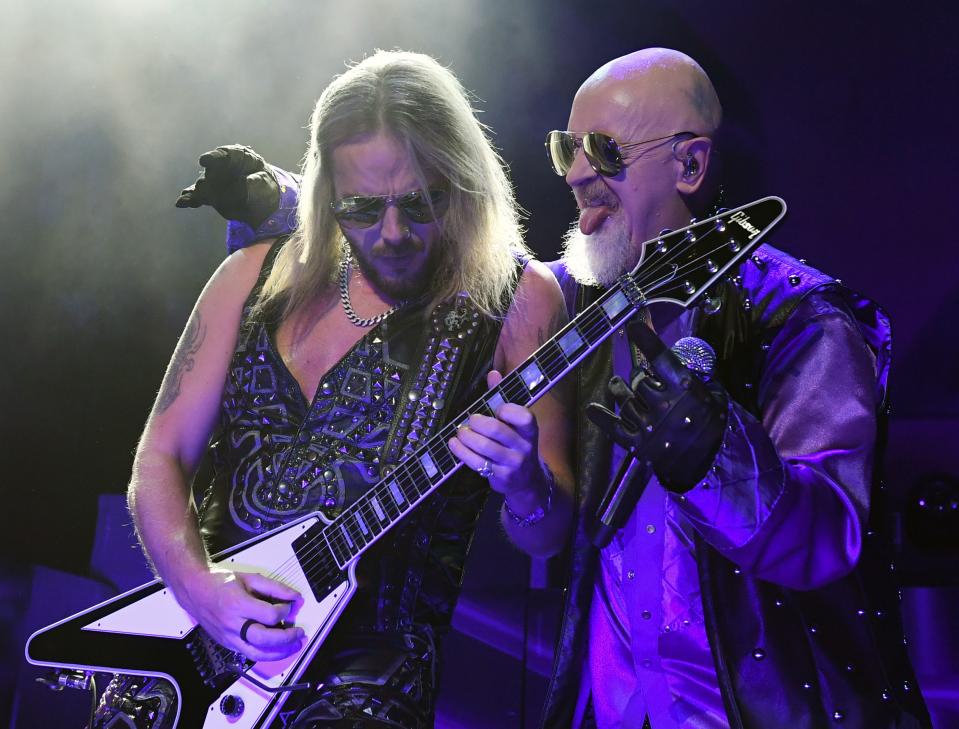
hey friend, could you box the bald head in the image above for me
[579,48,722,138]
[561,49,724,279]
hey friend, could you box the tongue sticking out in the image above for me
[579,206,611,236]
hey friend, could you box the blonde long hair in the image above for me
[257,50,527,320]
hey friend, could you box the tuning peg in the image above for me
[702,295,722,315]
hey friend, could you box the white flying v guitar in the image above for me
[26,197,786,728]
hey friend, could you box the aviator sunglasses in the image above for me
[331,188,449,229]
[545,130,695,177]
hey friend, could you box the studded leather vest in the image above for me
[199,243,511,633]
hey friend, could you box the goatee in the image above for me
[559,212,635,287]
[347,240,443,302]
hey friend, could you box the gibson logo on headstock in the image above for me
[730,211,762,240]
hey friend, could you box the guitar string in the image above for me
[261,217,768,587]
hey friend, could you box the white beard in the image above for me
[559,212,636,287]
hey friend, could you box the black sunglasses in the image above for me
[545,130,695,177]
[331,188,449,229]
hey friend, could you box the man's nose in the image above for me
[564,144,597,189]
[380,204,410,244]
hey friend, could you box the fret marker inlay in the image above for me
[356,512,369,535]
[420,454,438,478]
[388,480,406,507]
[601,290,630,319]
[558,329,585,358]
[520,363,545,390]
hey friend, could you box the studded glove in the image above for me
[586,320,729,492]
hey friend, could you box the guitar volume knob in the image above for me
[220,694,245,717]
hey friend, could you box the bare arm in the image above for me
[128,241,304,659]
[450,260,575,557]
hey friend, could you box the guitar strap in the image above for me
[381,291,485,467]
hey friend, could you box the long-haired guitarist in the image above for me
[96,50,573,728]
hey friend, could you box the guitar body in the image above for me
[26,513,355,728]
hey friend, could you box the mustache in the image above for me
[574,182,616,209]
[371,241,424,258]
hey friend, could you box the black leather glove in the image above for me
[586,320,729,492]
[175,144,280,229]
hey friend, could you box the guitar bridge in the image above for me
[186,628,253,688]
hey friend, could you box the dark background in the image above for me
[2,0,958,725]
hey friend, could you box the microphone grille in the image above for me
[671,336,717,379]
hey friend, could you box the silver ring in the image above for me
[477,460,494,479]
[240,618,257,643]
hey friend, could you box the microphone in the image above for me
[590,336,716,548]
[672,336,716,381]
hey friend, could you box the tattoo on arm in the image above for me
[536,306,568,348]
[154,310,207,415]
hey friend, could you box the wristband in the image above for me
[504,468,554,527]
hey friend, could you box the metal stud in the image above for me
[788,274,801,286]
[833,710,845,722]
[752,648,766,660]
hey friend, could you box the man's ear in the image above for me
[675,136,713,195]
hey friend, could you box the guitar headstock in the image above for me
[626,196,786,308]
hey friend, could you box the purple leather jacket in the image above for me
[544,246,931,729]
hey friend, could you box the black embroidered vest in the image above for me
[198,243,511,634]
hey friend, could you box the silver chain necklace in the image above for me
[338,255,404,328]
